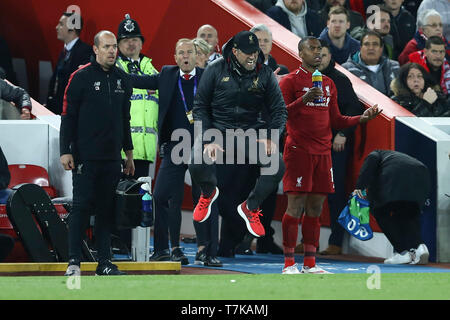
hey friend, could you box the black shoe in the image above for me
[235,234,255,255]
[204,256,223,267]
[95,261,126,276]
[149,249,170,261]
[171,247,189,265]
[194,248,208,265]
[256,240,283,254]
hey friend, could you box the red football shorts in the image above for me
[283,146,335,194]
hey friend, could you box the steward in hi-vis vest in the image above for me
[116,14,159,177]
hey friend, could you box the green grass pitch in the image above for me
[0,273,449,300]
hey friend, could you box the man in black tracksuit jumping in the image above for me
[60,30,134,276]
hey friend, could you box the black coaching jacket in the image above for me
[193,36,287,137]
[60,57,133,162]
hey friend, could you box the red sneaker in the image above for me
[193,187,219,223]
[237,201,265,237]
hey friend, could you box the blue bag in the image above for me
[338,194,373,241]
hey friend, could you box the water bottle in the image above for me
[138,177,153,227]
[312,69,324,103]
[141,192,153,227]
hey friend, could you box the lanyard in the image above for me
[177,75,197,113]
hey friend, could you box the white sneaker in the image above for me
[282,263,300,274]
[300,265,332,274]
[384,251,412,264]
[410,244,429,265]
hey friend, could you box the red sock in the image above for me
[302,215,320,268]
[282,213,301,268]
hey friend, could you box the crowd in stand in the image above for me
[0,0,447,273]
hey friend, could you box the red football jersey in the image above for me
[279,66,361,155]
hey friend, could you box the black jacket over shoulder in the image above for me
[60,57,133,162]
[193,37,287,138]
[355,150,430,209]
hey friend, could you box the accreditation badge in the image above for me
[186,110,194,124]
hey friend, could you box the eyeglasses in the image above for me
[424,23,443,28]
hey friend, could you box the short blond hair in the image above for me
[175,38,196,53]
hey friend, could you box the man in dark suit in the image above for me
[46,12,92,115]
[130,39,222,267]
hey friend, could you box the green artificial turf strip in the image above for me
[0,273,449,300]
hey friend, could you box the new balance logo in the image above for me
[103,267,112,274]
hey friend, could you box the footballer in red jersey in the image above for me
[279,37,382,274]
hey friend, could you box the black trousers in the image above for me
[372,201,423,253]
[69,160,121,263]
[153,152,202,252]
[327,146,352,247]
[188,135,285,211]
[0,233,14,262]
[218,164,278,252]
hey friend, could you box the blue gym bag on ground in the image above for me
[338,195,373,241]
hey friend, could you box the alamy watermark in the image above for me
[65,5,82,30]
[66,275,81,290]
[170,121,281,175]
[366,265,381,290]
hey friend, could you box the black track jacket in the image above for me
[60,58,133,162]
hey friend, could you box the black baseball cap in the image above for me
[233,31,259,54]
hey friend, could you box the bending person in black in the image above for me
[354,150,431,265]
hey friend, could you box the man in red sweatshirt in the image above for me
[279,36,381,274]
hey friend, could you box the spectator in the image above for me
[364,5,399,60]
[0,36,17,83]
[60,30,134,276]
[317,40,365,256]
[129,39,222,267]
[318,0,365,36]
[247,0,324,12]
[391,63,450,116]
[193,38,212,68]
[318,6,360,64]
[116,14,159,179]
[398,9,450,65]
[197,25,222,64]
[46,12,92,115]
[417,0,450,41]
[278,36,381,274]
[266,0,322,38]
[342,30,400,96]
[408,36,450,97]
[188,31,287,241]
[0,78,32,119]
[353,150,431,265]
[250,24,289,74]
[383,0,416,53]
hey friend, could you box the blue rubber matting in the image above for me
[118,241,450,275]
